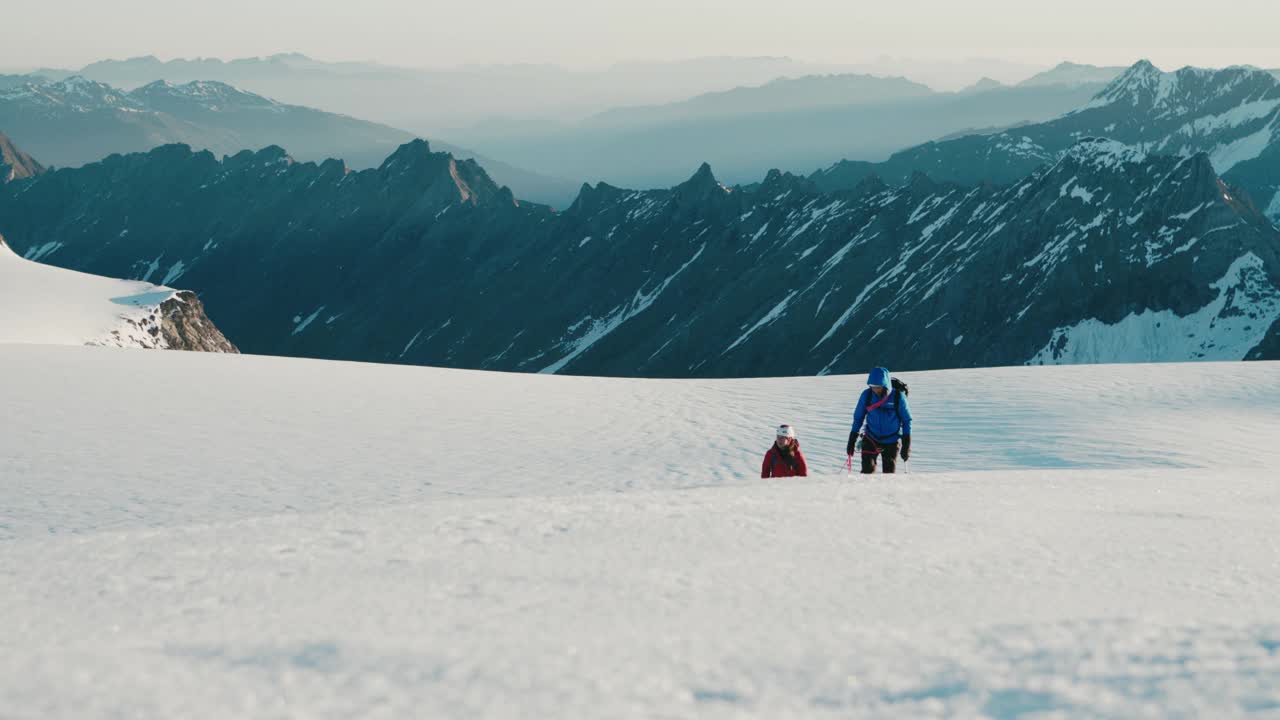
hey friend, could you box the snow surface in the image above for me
[3,345,1280,718]
[0,239,179,347]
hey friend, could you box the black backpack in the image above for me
[865,378,909,423]
[891,378,909,422]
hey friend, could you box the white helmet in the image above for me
[776,424,796,439]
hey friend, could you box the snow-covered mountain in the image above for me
[812,61,1280,224]
[2,345,1278,717]
[0,131,42,182]
[3,138,1278,375]
[0,234,236,351]
[0,76,579,207]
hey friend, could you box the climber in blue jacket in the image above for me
[846,367,913,474]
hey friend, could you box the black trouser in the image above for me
[861,436,900,474]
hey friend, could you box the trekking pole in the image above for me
[846,454,853,477]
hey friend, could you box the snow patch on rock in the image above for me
[1029,253,1280,364]
[1209,120,1277,173]
[541,244,706,374]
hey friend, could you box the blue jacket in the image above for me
[850,367,912,443]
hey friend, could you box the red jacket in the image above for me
[762,442,808,478]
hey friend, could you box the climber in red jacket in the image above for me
[761,424,808,478]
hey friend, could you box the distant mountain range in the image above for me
[449,74,1113,189]
[69,54,908,132]
[587,74,937,127]
[811,61,1280,224]
[3,133,1278,376]
[1017,62,1127,88]
[951,62,1129,95]
[0,76,578,207]
[14,55,1134,197]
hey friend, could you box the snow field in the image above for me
[0,239,179,347]
[2,345,1280,718]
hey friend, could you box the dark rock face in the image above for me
[2,139,1278,377]
[810,62,1280,225]
[0,132,43,183]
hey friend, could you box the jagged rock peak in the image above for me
[1113,59,1162,85]
[760,167,791,189]
[1,131,44,183]
[140,142,198,163]
[379,138,436,170]
[759,167,817,196]
[1095,60,1166,104]
[674,162,728,199]
[318,157,349,175]
[377,140,507,207]
[223,145,294,169]
[1096,59,1279,109]
[567,180,628,215]
[254,145,292,163]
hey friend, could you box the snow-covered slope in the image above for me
[2,345,1278,717]
[0,236,236,350]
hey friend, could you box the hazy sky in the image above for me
[5,0,1279,71]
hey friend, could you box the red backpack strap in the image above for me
[867,391,892,412]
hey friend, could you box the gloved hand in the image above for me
[846,432,859,456]
[901,434,912,461]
